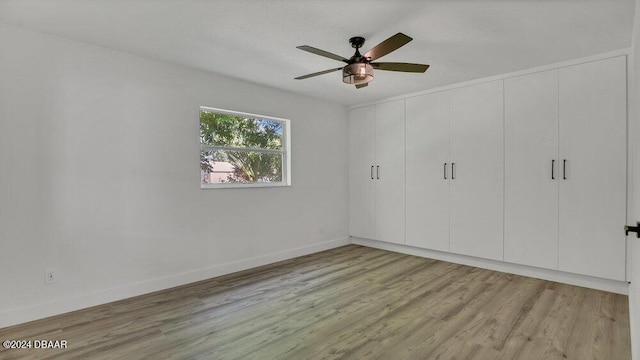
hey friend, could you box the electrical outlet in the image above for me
[45,268,57,284]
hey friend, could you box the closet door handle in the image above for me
[563,159,567,180]
[371,165,374,180]
[376,165,380,179]
[551,159,555,180]
[444,163,448,180]
[451,162,455,180]
[625,221,640,238]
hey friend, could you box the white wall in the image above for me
[0,23,348,328]
[630,1,640,359]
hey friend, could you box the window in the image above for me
[200,107,291,188]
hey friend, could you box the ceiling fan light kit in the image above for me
[343,63,373,85]
[295,32,429,89]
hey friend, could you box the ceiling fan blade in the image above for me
[294,67,343,80]
[371,62,429,73]
[364,33,413,61]
[356,83,368,89]
[296,45,349,63]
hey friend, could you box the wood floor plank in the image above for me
[470,276,549,351]
[0,245,631,360]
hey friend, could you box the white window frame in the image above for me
[200,106,291,189]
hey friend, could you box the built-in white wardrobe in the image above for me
[406,80,504,261]
[348,55,627,282]
[504,57,627,281]
[348,100,405,245]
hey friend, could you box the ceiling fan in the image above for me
[294,33,429,89]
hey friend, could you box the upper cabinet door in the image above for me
[375,99,406,245]
[449,80,504,261]
[348,105,376,240]
[405,92,451,251]
[504,70,560,269]
[558,56,627,281]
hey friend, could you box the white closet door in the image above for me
[449,80,504,261]
[405,92,450,251]
[558,56,627,281]
[348,105,376,239]
[504,70,559,269]
[375,99,406,245]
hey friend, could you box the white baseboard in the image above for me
[352,237,629,295]
[0,237,350,329]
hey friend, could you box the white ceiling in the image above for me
[0,0,634,106]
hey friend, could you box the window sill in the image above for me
[200,182,290,190]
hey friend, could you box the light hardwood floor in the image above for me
[0,245,631,359]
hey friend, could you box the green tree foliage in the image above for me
[200,111,283,183]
